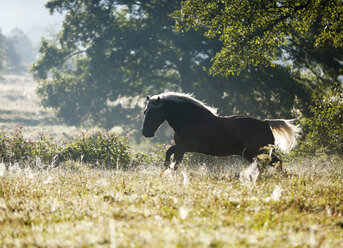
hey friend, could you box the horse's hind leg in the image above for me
[173,150,185,170]
[242,149,255,163]
[164,145,178,169]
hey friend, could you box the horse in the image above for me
[141,92,300,170]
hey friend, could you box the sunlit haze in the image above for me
[0,0,63,44]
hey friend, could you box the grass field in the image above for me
[0,74,78,140]
[0,74,342,247]
[0,158,342,247]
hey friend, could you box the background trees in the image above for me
[33,0,213,130]
[32,0,312,141]
[0,30,25,73]
[172,0,343,79]
[0,29,35,73]
[172,0,343,154]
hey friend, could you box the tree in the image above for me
[300,86,343,155]
[172,0,343,78]
[32,0,312,141]
[10,28,36,64]
[0,29,25,73]
[173,0,343,153]
[0,31,4,71]
[33,0,215,128]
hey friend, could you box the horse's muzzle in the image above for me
[142,129,154,138]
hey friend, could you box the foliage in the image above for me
[0,124,137,168]
[172,0,343,76]
[0,123,60,165]
[0,30,26,73]
[31,0,312,136]
[32,0,203,128]
[172,0,343,154]
[299,87,343,155]
[9,28,37,64]
[63,129,132,167]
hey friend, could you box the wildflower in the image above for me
[181,171,189,186]
[265,185,283,202]
[0,163,6,177]
[179,206,189,220]
[239,159,259,184]
[269,185,283,202]
[0,198,7,209]
[43,176,53,184]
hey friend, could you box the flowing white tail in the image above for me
[265,119,301,153]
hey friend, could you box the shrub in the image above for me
[0,125,135,168]
[63,130,132,168]
[299,87,343,155]
[0,123,59,165]
[0,123,30,163]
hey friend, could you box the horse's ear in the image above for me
[146,96,150,101]
[150,96,162,107]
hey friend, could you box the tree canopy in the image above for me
[33,0,216,128]
[0,29,25,73]
[172,0,343,77]
[32,0,319,141]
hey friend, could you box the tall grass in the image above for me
[0,157,342,247]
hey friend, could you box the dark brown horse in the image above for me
[142,92,300,170]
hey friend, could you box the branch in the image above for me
[245,0,313,42]
[64,49,87,61]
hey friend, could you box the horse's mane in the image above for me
[151,92,217,115]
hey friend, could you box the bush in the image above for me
[0,124,60,165]
[299,87,343,155]
[63,130,132,168]
[0,125,136,168]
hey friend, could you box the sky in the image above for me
[0,0,64,44]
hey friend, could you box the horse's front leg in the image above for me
[164,145,186,170]
[164,145,178,169]
[173,149,185,170]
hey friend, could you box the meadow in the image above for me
[0,74,78,140]
[0,74,342,247]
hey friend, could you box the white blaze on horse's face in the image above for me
[142,96,165,138]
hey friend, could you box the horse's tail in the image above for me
[265,119,301,153]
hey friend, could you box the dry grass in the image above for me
[0,74,40,112]
[0,74,78,140]
[0,157,342,247]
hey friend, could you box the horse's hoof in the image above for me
[170,162,179,170]
[163,162,170,169]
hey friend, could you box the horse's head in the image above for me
[142,96,166,138]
